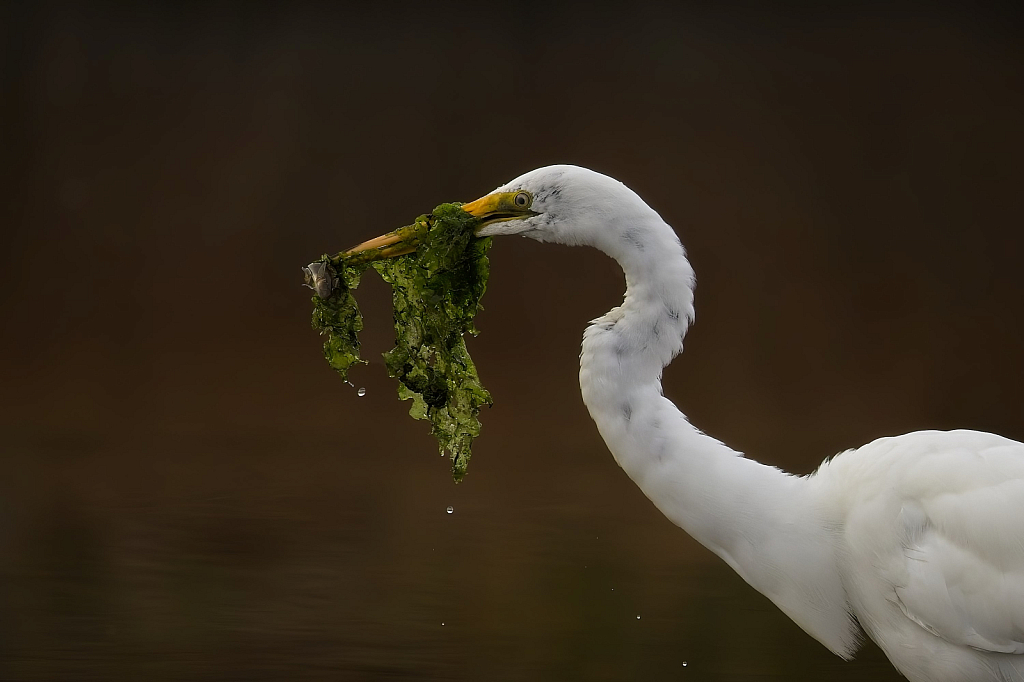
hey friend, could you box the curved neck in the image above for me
[577,217,860,658]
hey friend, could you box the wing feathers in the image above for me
[894,443,1024,655]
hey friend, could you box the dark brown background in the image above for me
[2,2,1022,680]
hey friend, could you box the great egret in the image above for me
[348,165,1024,681]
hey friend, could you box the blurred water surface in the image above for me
[1,429,904,681]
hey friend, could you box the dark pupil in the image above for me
[516,194,526,206]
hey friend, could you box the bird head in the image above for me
[343,165,669,261]
[465,164,649,248]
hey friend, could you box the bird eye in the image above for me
[513,192,531,208]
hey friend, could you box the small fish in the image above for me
[302,261,336,299]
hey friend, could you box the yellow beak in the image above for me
[342,219,429,265]
[341,191,535,264]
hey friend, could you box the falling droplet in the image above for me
[446,506,454,514]
[441,622,445,626]
[357,387,366,397]
[636,615,641,620]
[682,662,688,667]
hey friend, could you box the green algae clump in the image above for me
[306,203,492,482]
[307,260,368,380]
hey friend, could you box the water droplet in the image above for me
[441,622,445,626]
[345,380,354,387]
[682,661,688,667]
[357,387,366,397]
[636,615,641,620]
[446,506,454,514]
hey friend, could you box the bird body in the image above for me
[353,164,1024,680]
[478,165,1024,681]
[817,430,1024,679]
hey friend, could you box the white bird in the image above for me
[351,165,1024,681]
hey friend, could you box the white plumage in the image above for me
[475,165,1024,681]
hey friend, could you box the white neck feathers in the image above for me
[576,212,861,659]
